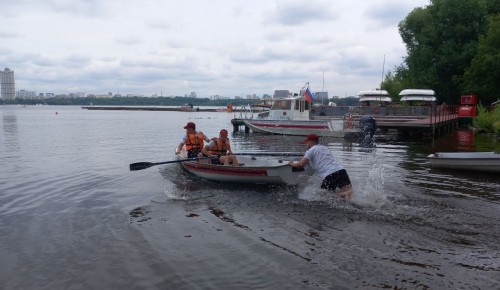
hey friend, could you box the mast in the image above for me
[380,55,385,90]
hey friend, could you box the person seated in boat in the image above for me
[201,129,239,166]
[288,134,353,199]
[175,122,210,158]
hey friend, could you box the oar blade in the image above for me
[129,162,155,171]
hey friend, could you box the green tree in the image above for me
[394,0,489,104]
[463,15,500,105]
[380,66,411,102]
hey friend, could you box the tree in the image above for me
[463,15,500,105]
[380,66,411,102]
[394,0,489,104]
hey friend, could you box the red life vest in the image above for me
[185,132,204,151]
[208,138,230,155]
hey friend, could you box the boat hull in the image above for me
[179,155,313,185]
[242,119,360,137]
[427,152,500,173]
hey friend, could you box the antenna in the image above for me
[380,54,386,90]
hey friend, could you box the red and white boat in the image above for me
[241,92,361,137]
[177,150,313,185]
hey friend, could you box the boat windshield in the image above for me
[272,100,292,110]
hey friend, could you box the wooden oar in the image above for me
[130,157,209,171]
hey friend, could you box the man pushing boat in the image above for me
[289,134,353,199]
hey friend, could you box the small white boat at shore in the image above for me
[177,151,313,185]
[399,89,436,103]
[357,90,393,105]
[427,152,500,173]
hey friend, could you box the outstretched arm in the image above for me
[176,142,184,155]
[289,157,309,167]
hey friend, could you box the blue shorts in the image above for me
[187,150,200,158]
[321,169,351,190]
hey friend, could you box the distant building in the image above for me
[246,94,258,99]
[314,91,329,105]
[273,90,289,99]
[1,68,16,100]
[16,90,37,99]
[189,91,197,98]
[68,92,85,98]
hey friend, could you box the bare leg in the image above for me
[229,155,239,166]
[220,155,230,165]
[337,184,353,200]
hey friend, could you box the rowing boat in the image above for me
[177,151,313,185]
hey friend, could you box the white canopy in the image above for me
[399,89,436,102]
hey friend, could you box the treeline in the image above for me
[0,96,262,107]
[382,0,500,105]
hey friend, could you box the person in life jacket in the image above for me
[201,129,239,166]
[176,122,210,158]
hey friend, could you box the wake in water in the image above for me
[298,148,390,210]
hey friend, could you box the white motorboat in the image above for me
[427,151,500,173]
[241,90,363,137]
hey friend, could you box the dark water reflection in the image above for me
[1,106,499,289]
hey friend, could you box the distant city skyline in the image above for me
[6,70,335,100]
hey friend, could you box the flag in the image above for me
[304,88,313,104]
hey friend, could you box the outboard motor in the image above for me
[359,116,377,148]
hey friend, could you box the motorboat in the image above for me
[177,150,313,185]
[240,90,363,137]
[427,151,500,173]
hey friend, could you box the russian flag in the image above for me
[304,88,313,103]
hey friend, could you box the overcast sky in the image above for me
[1,0,429,98]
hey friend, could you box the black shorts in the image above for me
[187,150,200,158]
[210,154,222,165]
[321,169,351,191]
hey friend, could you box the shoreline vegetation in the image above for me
[474,105,500,134]
[0,96,263,107]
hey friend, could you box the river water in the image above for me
[1,105,499,289]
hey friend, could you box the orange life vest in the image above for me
[208,138,230,155]
[185,132,204,151]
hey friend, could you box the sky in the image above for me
[1,0,430,98]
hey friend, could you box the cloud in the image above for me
[271,0,339,26]
[3,0,430,97]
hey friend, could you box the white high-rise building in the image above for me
[1,68,16,100]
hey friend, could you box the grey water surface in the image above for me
[1,105,499,289]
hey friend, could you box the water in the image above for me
[1,105,499,289]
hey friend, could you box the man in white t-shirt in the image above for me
[289,134,353,199]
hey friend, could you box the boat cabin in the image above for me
[266,93,310,120]
[399,89,436,106]
[356,90,392,107]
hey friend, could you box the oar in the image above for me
[233,152,304,157]
[130,157,209,171]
